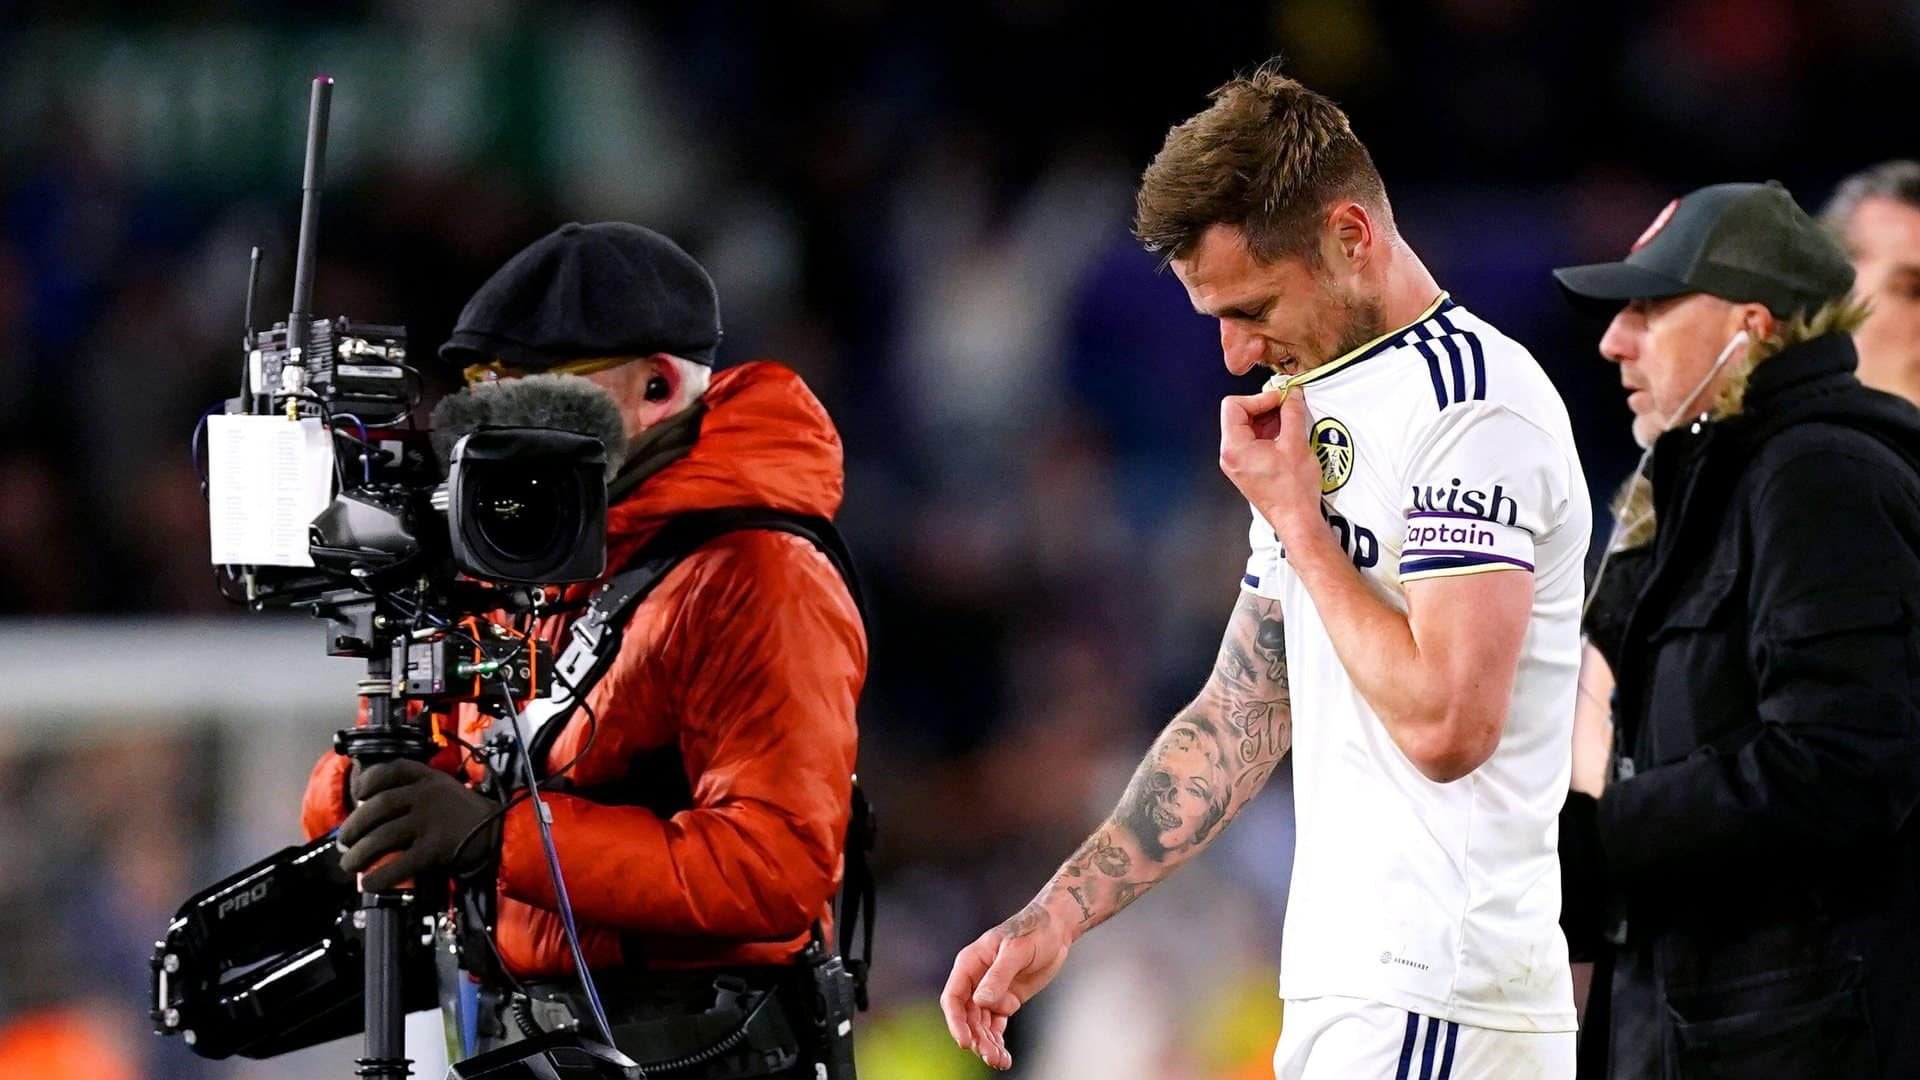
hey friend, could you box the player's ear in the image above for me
[1324,201,1373,272]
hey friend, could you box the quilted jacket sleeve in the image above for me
[301,749,355,841]
[496,530,864,940]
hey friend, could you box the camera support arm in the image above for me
[336,644,436,1080]
[285,72,427,1080]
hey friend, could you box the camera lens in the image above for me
[447,428,606,584]
[469,467,572,563]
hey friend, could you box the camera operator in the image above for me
[1554,182,1920,1078]
[299,223,866,1078]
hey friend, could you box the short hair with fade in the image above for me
[1820,159,1920,250]
[1133,59,1391,267]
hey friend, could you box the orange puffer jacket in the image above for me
[301,361,865,977]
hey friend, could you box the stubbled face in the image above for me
[1843,196,1920,404]
[580,355,705,442]
[1599,293,1751,448]
[1170,224,1384,378]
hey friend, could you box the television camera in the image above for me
[151,76,638,1080]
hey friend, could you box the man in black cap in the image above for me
[445,221,725,442]
[1554,182,1920,1078]
[302,223,869,1078]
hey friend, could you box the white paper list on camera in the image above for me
[207,414,336,567]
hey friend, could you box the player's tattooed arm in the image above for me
[1207,592,1293,801]
[1015,591,1291,941]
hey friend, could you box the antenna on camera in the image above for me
[240,246,262,408]
[243,246,262,345]
[282,75,333,412]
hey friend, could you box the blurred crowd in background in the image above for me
[2,1,1918,1077]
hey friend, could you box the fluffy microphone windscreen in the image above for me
[429,374,629,479]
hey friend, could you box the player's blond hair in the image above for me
[1133,59,1391,266]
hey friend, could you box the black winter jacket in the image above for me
[1569,333,1920,1079]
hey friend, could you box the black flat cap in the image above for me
[1554,181,1854,320]
[441,222,723,370]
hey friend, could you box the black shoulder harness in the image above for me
[522,507,876,1006]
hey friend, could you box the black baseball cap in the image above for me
[441,222,723,370]
[1553,181,1854,319]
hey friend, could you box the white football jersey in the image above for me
[1244,294,1589,1032]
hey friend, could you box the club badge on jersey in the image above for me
[1312,417,1355,493]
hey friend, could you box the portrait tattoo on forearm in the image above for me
[1115,594,1290,861]
[1032,592,1293,932]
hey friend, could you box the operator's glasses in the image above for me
[462,355,634,386]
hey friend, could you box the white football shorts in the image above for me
[1273,995,1575,1079]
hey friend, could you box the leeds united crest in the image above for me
[1311,417,1355,494]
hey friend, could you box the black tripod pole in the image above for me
[337,645,434,1079]
[360,888,409,1079]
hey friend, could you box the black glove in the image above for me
[1559,790,1609,961]
[338,758,502,892]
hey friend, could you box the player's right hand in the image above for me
[940,903,1073,1071]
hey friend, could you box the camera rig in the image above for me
[153,75,621,1080]
[153,75,872,1080]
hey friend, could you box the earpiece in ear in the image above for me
[645,374,671,402]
